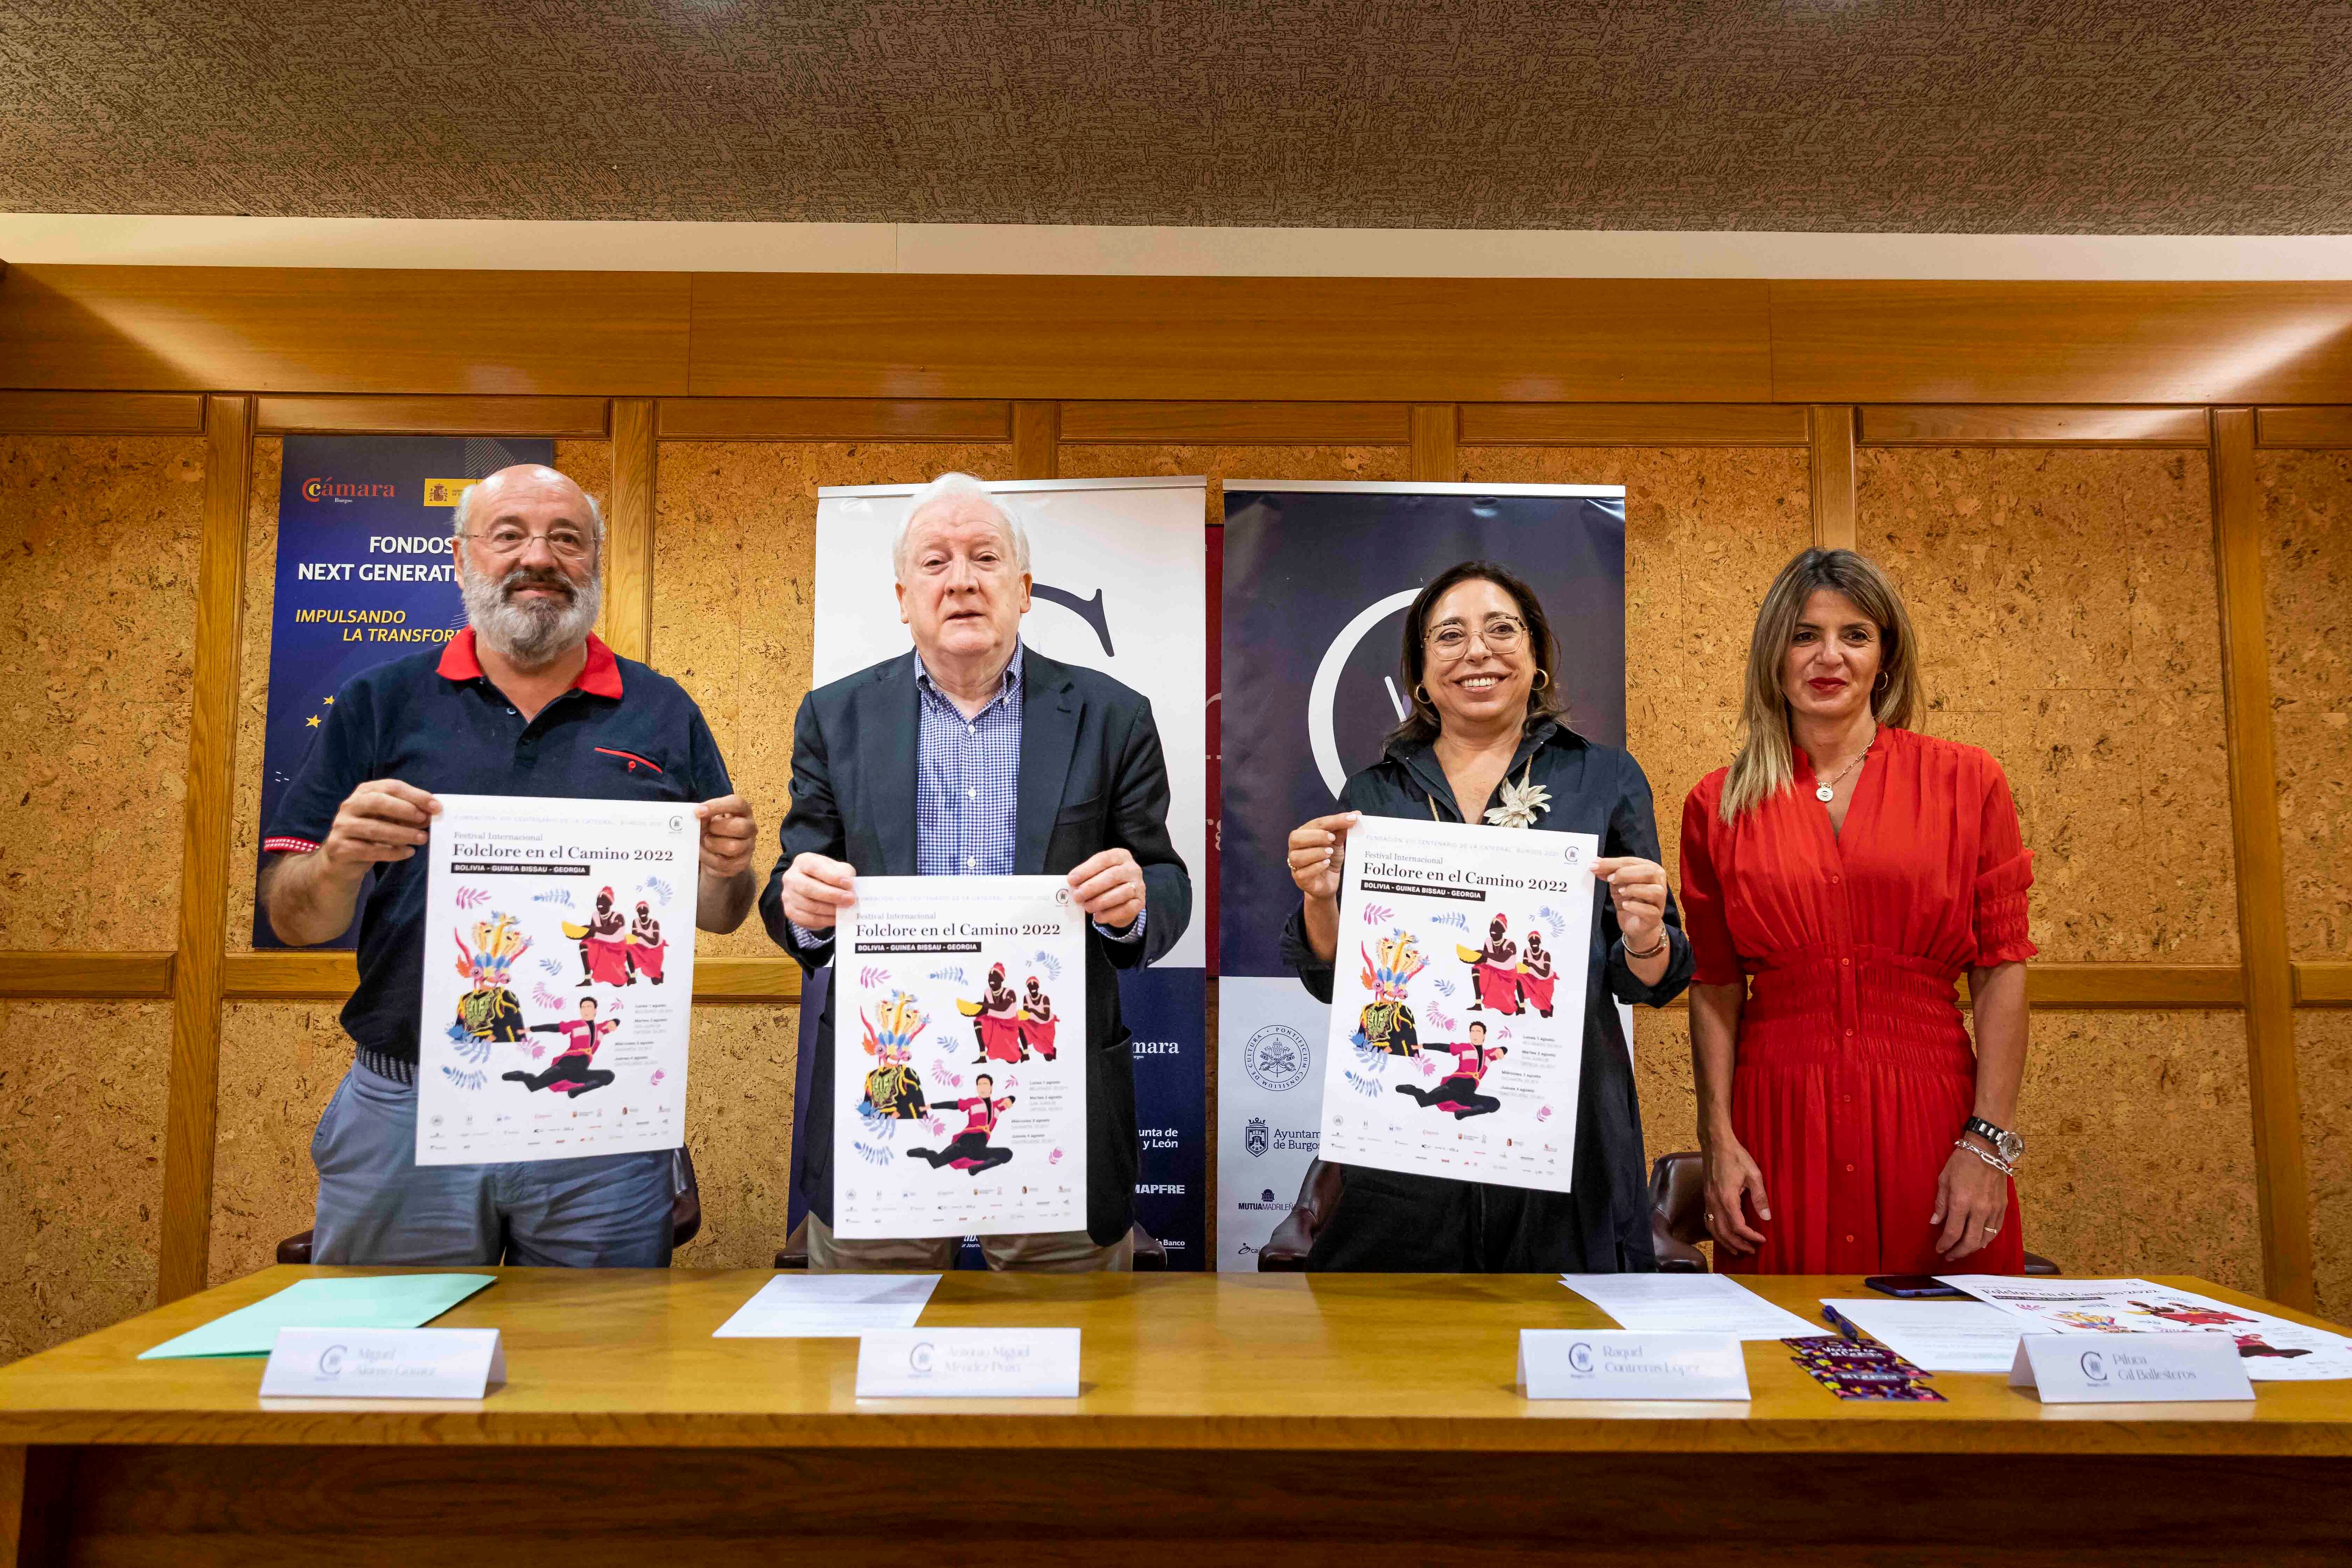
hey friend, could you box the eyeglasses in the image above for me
[1425,616,1528,658]
[466,526,595,562]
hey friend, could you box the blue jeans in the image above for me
[310,1060,675,1267]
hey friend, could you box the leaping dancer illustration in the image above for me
[504,995,619,1097]
[1396,1020,1507,1119]
[906,1073,1017,1175]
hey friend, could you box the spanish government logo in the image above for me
[1244,1116,1270,1157]
[1243,1024,1311,1093]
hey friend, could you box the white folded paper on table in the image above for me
[1519,1330,1749,1401]
[1820,1298,2023,1374]
[712,1274,941,1339]
[1560,1273,1820,1342]
[2010,1332,2254,1403]
[259,1327,505,1400]
[854,1328,1080,1398]
[1940,1275,2352,1382]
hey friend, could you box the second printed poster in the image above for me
[834,877,1089,1240]
[1323,816,1597,1190]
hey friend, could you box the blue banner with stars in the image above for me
[251,435,553,947]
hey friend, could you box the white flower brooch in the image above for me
[1484,767,1551,830]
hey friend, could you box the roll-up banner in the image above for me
[808,478,1210,1267]
[253,436,555,946]
[1216,482,1628,1269]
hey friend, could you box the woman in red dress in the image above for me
[1679,549,2034,1275]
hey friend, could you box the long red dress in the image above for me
[1678,726,2035,1275]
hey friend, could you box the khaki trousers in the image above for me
[805,1213,1133,1273]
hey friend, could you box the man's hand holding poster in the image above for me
[1320,816,1597,1192]
[418,795,696,1164]
[835,876,1087,1239]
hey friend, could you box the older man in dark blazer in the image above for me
[763,472,1191,1271]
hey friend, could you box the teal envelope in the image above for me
[139,1274,496,1360]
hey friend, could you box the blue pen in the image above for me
[1820,1302,1865,1342]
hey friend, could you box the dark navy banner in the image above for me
[1214,482,1626,1267]
[252,435,552,946]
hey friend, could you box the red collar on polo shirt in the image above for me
[436,629,625,700]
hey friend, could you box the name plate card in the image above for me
[259,1328,505,1400]
[1519,1330,1750,1401]
[2009,1334,2254,1404]
[855,1329,1081,1399]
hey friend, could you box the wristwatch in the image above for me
[1963,1116,2025,1166]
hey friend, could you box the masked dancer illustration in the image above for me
[1396,1022,1506,1119]
[451,912,531,1044]
[906,1074,1017,1174]
[858,992,932,1121]
[1018,975,1060,1062]
[505,996,619,1097]
[1351,929,1427,1056]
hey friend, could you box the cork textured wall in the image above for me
[0,1001,170,1362]
[1857,447,2238,966]
[0,435,204,950]
[207,1001,345,1284]
[2259,449,2352,1319]
[228,438,611,950]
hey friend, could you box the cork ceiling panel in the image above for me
[4,2,2348,233]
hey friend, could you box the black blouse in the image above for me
[1280,719,1696,1271]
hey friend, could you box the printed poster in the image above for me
[416,794,697,1165]
[1320,815,1598,1191]
[835,876,1089,1240]
[1941,1275,2352,1382]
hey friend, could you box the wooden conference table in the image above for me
[4,1269,2350,1566]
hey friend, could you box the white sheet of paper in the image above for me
[1940,1275,2352,1381]
[1561,1273,1822,1342]
[417,794,696,1165]
[712,1274,941,1338]
[1821,1297,2023,1373]
[1320,816,1597,1192]
[834,876,1088,1239]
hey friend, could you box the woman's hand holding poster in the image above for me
[418,795,695,1164]
[1321,817,1597,1192]
[834,876,1088,1239]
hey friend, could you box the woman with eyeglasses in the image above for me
[1679,549,2033,1276]
[1281,560,1694,1272]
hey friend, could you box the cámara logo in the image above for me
[302,477,397,502]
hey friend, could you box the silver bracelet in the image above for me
[1623,931,1669,961]
[1953,1136,2015,1178]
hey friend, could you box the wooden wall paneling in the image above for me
[1409,404,1459,481]
[0,953,172,999]
[1459,404,1808,446]
[1013,400,1061,479]
[254,396,611,436]
[1060,402,1411,445]
[215,950,796,1003]
[1772,282,2352,405]
[1808,405,1856,549]
[2210,406,2316,1310]
[1860,406,2212,446]
[600,398,657,662]
[656,399,1012,441]
[0,391,205,434]
[2257,407,2352,448]
[2018,964,2243,1009]
[688,275,1776,402]
[2300,963,2352,1004]
[157,394,254,1305]
[0,266,692,395]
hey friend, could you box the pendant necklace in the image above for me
[1812,731,1875,804]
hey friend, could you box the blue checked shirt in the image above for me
[794,644,1142,947]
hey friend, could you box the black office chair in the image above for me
[278,1146,704,1263]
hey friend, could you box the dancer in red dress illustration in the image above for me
[1460,915,1522,1014]
[962,963,1025,1063]
[1518,929,1556,1017]
[1017,975,1059,1062]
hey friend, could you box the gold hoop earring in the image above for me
[1414,685,1430,705]
[1532,669,1551,691]
[1874,671,1889,693]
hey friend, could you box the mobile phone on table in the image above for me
[1863,1274,1964,1299]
